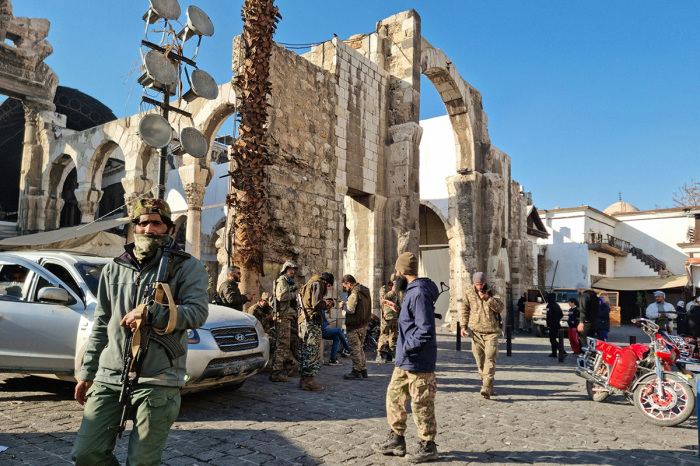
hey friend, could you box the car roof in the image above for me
[0,250,112,265]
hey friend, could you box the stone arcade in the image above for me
[8,8,536,319]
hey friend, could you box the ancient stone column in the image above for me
[74,183,103,224]
[384,122,422,274]
[18,103,48,233]
[179,162,213,259]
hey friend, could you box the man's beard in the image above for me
[395,276,408,292]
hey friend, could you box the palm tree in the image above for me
[227,0,281,304]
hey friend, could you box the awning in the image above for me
[592,275,688,291]
[0,217,129,257]
[0,217,129,247]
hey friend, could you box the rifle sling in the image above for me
[153,282,178,335]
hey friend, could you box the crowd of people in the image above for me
[65,197,516,464]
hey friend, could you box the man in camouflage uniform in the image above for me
[248,292,274,335]
[298,272,334,391]
[218,266,253,311]
[460,271,504,399]
[377,276,401,363]
[71,199,209,465]
[373,252,439,463]
[269,261,300,382]
[341,274,372,380]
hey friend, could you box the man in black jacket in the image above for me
[545,293,565,358]
[576,282,599,345]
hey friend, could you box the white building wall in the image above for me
[614,214,691,275]
[418,114,455,218]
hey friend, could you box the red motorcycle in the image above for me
[575,318,695,427]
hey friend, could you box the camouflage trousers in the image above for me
[299,321,322,377]
[377,318,398,354]
[385,367,437,441]
[346,326,367,371]
[471,331,499,380]
[271,315,298,372]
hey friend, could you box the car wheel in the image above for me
[225,380,246,392]
[535,325,545,338]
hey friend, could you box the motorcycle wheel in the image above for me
[632,374,695,427]
[586,381,610,402]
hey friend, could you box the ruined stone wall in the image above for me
[235,42,340,294]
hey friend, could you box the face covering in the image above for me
[395,275,408,292]
[133,233,170,263]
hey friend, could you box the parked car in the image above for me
[0,251,269,393]
[532,288,620,338]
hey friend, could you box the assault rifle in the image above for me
[110,247,189,438]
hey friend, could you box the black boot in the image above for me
[344,369,363,380]
[406,440,438,463]
[371,430,406,457]
[361,369,368,378]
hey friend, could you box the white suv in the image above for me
[0,250,269,393]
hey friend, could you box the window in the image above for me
[0,263,30,301]
[44,262,83,300]
[598,257,607,275]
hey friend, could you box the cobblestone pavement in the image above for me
[1,325,699,465]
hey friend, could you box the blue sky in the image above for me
[10,1,699,212]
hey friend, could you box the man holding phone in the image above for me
[460,271,504,399]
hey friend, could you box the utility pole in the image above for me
[227,0,281,303]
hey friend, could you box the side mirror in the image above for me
[38,287,72,304]
[537,297,542,303]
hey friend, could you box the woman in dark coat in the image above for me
[676,300,688,335]
[546,293,565,358]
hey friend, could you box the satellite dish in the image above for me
[138,114,172,148]
[178,6,214,42]
[138,50,178,94]
[143,0,181,24]
[179,127,208,158]
[183,69,219,102]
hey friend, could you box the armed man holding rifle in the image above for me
[71,199,209,466]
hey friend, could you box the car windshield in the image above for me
[555,290,579,302]
[75,263,105,296]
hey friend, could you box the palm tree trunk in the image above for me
[227,0,281,305]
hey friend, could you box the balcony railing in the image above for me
[583,232,631,252]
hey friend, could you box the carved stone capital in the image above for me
[388,122,423,145]
[184,183,206,209]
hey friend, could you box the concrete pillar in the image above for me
[74,183,103,224]
[179,162,213,259]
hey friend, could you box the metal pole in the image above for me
[506,324,512,356]
[456,322,461,351]
[558,328,566,362]
[156,91,170,200]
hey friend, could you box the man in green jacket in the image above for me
[459,271,504,399]
[341,274,372,380]
[218,265,253,311]
[71,198,209,466]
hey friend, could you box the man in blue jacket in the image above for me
[372,252,439,463]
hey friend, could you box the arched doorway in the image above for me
[418,201,450,325]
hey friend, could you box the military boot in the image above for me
[375,353,387,363]
[344,369,363,380]
[480,377,494,399]
[300,376,324,391]
[286,360,300,377]
[405,440,438,463]
[361,369,368,378]
[269,371,290,382]
[371,430,406,457]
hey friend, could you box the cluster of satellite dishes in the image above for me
[136,0,218,160]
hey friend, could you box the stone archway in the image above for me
[44,153,76,230]
[419,200,452,325]
[420,43,478,173]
